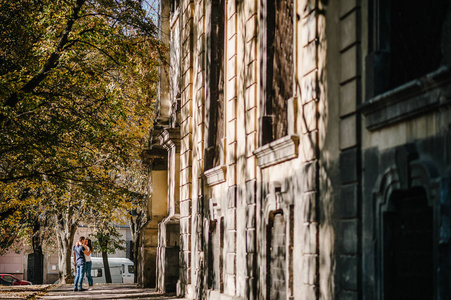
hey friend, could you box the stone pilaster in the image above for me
[337,1,361,299]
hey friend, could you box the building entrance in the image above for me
[267,213,286,299]
[384,188,433,299]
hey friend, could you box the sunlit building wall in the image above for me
[149,0,451,299]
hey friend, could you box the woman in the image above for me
[84,239,94,290]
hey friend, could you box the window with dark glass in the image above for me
[262,0,293,145]
[367,0,450,97]
[170,0,179,15]
[205,0,225,170]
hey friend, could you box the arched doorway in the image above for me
[383,187,433,299]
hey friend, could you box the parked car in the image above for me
[0,274,32,285]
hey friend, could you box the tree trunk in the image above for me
[129,206,148,286]
[55,209,78,284]
[132,233,140,284]
[102,250,112,283]
[57,238,74,284]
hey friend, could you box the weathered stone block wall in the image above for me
[359,0,451,299]
[225,0,238,297]
[335,0,362,299]
[175,0,341,298]
[178,0,194,296]
[155,0,451,298]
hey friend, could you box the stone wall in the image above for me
[149,0,451,299]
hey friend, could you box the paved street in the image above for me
[0,284,179,300]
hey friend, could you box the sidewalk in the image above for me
[0,284,181,300]
[0,284,52,300]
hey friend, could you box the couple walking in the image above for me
[73,236,94,291]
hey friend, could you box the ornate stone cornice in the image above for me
[140,147,167,170]
[360,66,451,131]
[203,165,227,186]
[253,135,299,169]
[158,128,181,151]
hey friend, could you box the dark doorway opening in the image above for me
[267,212,286,299]
[27,253,43,284]
[383,188,433,300]
[207,217,224,291]
[165,223,180,293]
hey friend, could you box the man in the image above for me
[73,236,89,291]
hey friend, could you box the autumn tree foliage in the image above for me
[0,0,162,283]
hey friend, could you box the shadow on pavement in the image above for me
[0,284,181,300]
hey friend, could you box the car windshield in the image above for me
[3,276,15,282]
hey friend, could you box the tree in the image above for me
[129,196,148,284]
[114,160,151,284]
[0,0,163,283]
[0,0,161,184]
[0,183,32,252]
[48,164,139,283]
[90,221,126,283]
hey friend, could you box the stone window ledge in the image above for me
[254,135,299,169]
[203,165,227,186]
[360,66,451,131]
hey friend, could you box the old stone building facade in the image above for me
[142,0,451,299]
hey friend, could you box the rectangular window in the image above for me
[366,0,450,97]
[170,0,179,14]
[205,0,225,169]
[263,0,293,144]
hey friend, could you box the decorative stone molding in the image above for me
[141,147,168,170]
[253,135,300,168]
[260,181,294,300]
[158,128,181,151]
[208,198,222,220]
[370,152,444,297]
[160,213,181,226]
[360,66,451,131]
[203,165,226,186]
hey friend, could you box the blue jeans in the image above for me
[74,263,85,290]
[85,261,93,286]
